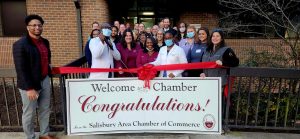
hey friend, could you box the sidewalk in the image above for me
[1,132,300,139]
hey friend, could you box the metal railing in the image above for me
[225,68,300,132]
[1,56,300,133]
[0,69,63,131]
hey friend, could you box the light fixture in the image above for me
[142,12,154,15]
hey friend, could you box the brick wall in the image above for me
[26,0,79,67]
[0,0,109,68]
[80,0,109,44]
[0,5,2,36]
[179,12,219,31]
[227,39,291,65]
[0,37,19,68]
[0,1,291,68]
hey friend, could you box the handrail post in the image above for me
[224,68,232,133]
[59,74,68,134]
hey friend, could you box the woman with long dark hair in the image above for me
[178,22,187,41]
[115,28,141,77]
[110,25,120,44]
[200,29,239,82]
[185,27,210,77]
[200,29,239,117]
[197,27,210,47]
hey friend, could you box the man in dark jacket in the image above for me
[13,14,56,139]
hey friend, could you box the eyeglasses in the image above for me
[27,24,43,28]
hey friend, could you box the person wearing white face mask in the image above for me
[88,23,121,79]
[150,30,187,78]
[178,22,187,41]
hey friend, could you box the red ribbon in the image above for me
[52,62,224,89]
[137,64,157,88]
[52,62,222,74]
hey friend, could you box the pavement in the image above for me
[0,132,300,139]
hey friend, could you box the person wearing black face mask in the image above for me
[87,23,121,79]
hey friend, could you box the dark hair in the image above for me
[89,29,100,38]
[121,28,136,49]
[198,27,210,44]
[163,17,170,21]
[25,14,44,25]
[178,22,187,40]
[111,25,119,32]
[165,30,175,37]
[100,23,111,30]
[143,36,159,53]
[137,31,151,41]
[207,28,225,52]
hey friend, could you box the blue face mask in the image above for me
[165,39,173,47]
[102,29,112,37]
[187,32,195,38]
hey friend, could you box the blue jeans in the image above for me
[19,76,51,139]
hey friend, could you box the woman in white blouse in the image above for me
[150,30,187,78]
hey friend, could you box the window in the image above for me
[0,0,27,37]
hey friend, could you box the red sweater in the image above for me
[31,37,49,78]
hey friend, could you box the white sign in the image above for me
[66,77,221,135]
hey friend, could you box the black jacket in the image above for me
[13,34,51,90]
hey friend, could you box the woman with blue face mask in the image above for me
[178,26,201,77]
[179,25,198,56]
[150,30,187,78]
[185,26,210,77]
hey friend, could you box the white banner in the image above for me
[66,77,222,135]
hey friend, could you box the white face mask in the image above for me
[146,47,154,52]
[102,28,112,37]
[179,27,186,33]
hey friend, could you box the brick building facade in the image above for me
[0,0,110,68]
[0,0,284,68]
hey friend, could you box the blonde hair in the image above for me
[187,25,198,42]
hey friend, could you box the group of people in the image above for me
[12,14,239,139]
[85,17,239,80]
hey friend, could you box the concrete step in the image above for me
[0,132,300,139]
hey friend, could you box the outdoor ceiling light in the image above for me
[142,12,154,15]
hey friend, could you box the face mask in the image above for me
[102,28,112,37]
[179,27,186,33]
[187,32,195,38]
[146,47,154,52]
[165,39,173,47]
